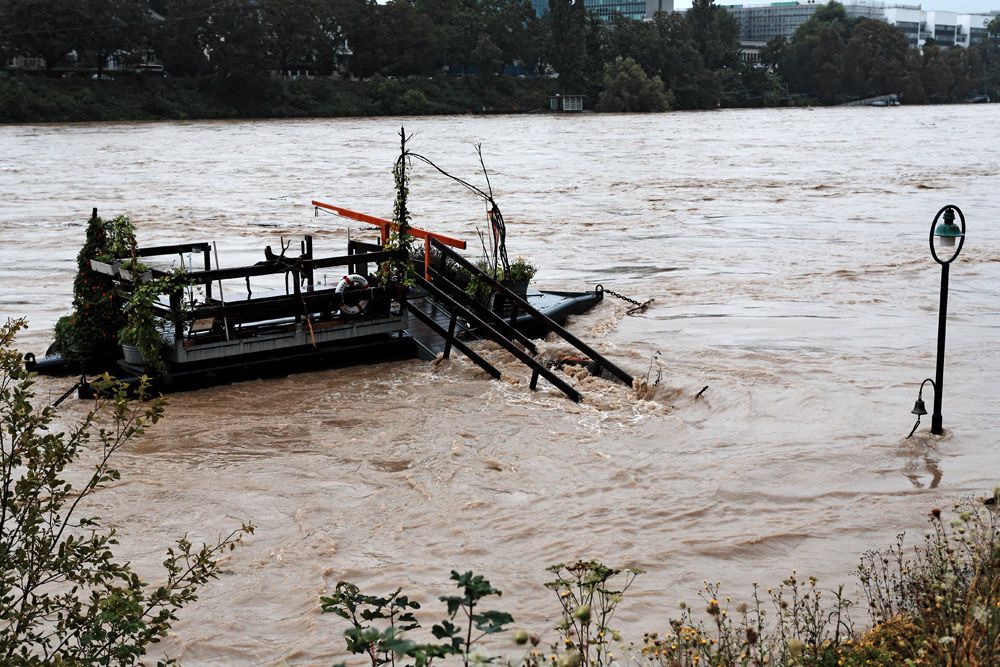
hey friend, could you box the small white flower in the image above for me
[469,646,492,665]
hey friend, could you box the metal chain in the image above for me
[51,380,82,408]
[598,285,652,314]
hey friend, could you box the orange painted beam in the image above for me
[312,200,467,250]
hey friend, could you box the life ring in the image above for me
[336,274,369,315]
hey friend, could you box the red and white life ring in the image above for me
[336,274,369,315]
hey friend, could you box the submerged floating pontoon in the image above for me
[29,204,631,402]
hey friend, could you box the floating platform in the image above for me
[30,204,632,402]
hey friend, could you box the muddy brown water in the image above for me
[1,106,999,664]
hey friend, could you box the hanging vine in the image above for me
[379,128,418,287]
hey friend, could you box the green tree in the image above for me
[920,41,954,101]
[739,62,784,106]
[783,1,851,96]
[685,0,740,71]
[471,33,503,75]
[379,0,444,76]
[260,0,323,75]
[81,0,148,80]
[546,0,588,89]
[780,2,853,102]
[310,0,351,76]
[596,55,671,112]
[843,18,911,98]
[337,0,382,78]
[946,44,985,101]
[645,11,720,109]
[157,0,211,76]
[977,16,1000,100]
[0,0,86,73]
[479,0,537,73]
[759,34,786,75]
[203,0,273,98]
[898,47,926,103]
[0,318,251,664]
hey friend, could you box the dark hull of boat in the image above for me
[78,333,417,398]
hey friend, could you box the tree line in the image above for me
[1,0,999,110]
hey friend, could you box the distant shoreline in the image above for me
[1,73,993,125]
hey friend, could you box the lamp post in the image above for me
[912,205,966,437]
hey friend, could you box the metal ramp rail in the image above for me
[404,238,634,402]
[319,202,633,401]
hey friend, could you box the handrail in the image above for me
[312,201,467,250]
[426,266,538,355]
[430,238,634,387]
[403,304,501,381]
[415,275,582,402]
[182,249,403,284]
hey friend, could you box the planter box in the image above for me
[501,279,529,298]
[121,344,146,366]
[89,259,121,277]
[119,267,153,283]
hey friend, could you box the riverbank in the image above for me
[0,73,560,123]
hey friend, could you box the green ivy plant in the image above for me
[118,268,191,376]
[379,128,418,289]
[53,212,136,371]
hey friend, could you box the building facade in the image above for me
[883,6,996,49]
[721,1,885,42]
[532,0,673,20]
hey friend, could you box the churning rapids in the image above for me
[1,106,999,664]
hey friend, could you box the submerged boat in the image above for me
[27,203,631,403]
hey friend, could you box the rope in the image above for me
[51,380,81,408]
[598,285,653,314]
[407,148,509,274]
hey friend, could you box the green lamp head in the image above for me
[933,207,964,248]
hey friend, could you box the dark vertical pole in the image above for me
[932,262,949,435]
[292,268,302,324]
[204,246,213,300]
[305,234,314,287]
[443,312,458,359]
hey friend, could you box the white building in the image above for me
[883,6,996,49]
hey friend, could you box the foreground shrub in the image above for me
[0,318,251,665]
[323,489,1000,667]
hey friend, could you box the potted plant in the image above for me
[500,256,537,298]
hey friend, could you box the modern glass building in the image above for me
[721,0,885,41]
[531,0,673,21]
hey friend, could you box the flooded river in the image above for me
[1,106,999,664]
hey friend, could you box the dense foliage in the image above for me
[0,318,251,664]
[52,212,133,372]
[1,0,997,120]
[323,492,1000,666]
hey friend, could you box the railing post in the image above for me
[443,312,458,359]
